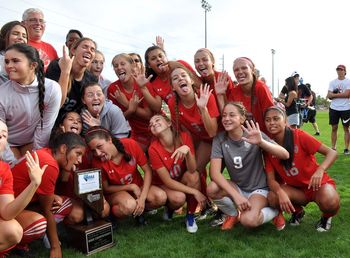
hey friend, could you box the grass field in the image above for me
[24,111,350,258]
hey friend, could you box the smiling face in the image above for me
[60,112,82,134]
[194,50,215,78]
[264,109,287,136]
[4,49,36,85]
[23,11,45,41]
[221,104,245,132]
[233,58,254,86]
[82,84,105,116]
[8,25,27,46]
[146,48,168,74]
[149,115,171,136]
[0,121,8,154]
[112,55,133,83]
[89,52,104,77]
[72,39,96,68]
[88,136,116,162]
[171,68,194,97]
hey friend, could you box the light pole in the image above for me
[201,0,211,48]
[271,49,275,96]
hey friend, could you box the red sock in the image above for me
[186,194,198,214]
[21,217,47,244]
[53,197,73,223]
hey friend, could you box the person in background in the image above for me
[0,21,28,84]
[0,43,61,164]
[208,102,288,231]
[129,52,145,76]
[88,50,111,95]
[21,8,58,71]
[326,64,350,154]
[65,29,83,53]
[264,106,340,232]
[0,121,47,257]
[303,83,320,136]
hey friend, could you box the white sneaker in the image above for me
[185,214,198,233]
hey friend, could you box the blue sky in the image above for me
[1,0,350,96]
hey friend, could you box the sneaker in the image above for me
[209,210,226,227]
[289,209,305,226]
[273,211,286,231]
[185,214,198,233]
[344,149,349,155]
[195,203,217,221]
[221,215,239,231]
[316,216,332,232]
[314,132,320,136]
[162,207,174,221]
[135,214,147,226]
[145,209,158,215]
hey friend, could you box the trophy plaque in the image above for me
[66,169,115,256]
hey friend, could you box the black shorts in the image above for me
[307,108,316,123]
[329,108,350,126]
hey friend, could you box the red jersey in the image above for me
[148,131,195,185]
[91,138,147,187]
[168,93,219,141]
[265,129,334,188]
[227,80,273,134]
[0,161,14,195]
[147,76,174,103]
[12,148,59,202]
[28,40,58,71]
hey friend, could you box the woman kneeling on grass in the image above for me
[207,102,289,231]
[148,114,207,233]
[264,106,340,232]
[85,126,166,225]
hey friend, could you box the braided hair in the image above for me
[5,43,45,128]
[85,126,131,162]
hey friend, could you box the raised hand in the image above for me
[171,145,190,164]
[155,35,165,50]
[241,120,263,145]
[110,87,129,108]
[214,71,230,95]
[195,84,212,110]
[133,72,153,89]
[81,109,101,127]
[26,151,47,187]
[128,91,143,113]
[58,45,74,74]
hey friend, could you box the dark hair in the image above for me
[6,43,45,128]
[85,126,131,162]
[264,106,294,169]
[0,21,27,51]
[66,29,83,41]
[285,76,297,92]
[82,81,103,98]
[50,132,86,155]
[144,45,166,82]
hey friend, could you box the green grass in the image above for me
[26,111,350,258]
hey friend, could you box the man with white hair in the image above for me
[22,8,58,71]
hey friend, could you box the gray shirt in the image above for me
[211,131,273,192]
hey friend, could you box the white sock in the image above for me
[212,197,238,216]
[261,207,278,224]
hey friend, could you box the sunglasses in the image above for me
[336,68,345,71]
[133,59,141,63]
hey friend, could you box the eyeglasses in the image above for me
[133,59,141,63]
[336,68,345,71]
[26,18,46,24]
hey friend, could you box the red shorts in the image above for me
[303,178,336,202]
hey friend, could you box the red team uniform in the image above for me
[12,148,59,202]
[265,129,336,201]
[147,76,174,104]
[28,40,58,71]
[92,138,147,189]
[227,80,273,134]
[149,131,195,185]
[0,161,14,195]
[168,93,220,142]
[108,80,154,146]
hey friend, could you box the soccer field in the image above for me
[29,111,350,258]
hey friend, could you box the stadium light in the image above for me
[201,0,211,48]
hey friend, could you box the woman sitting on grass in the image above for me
[85,126,166,225]
[207,102,289,231]
[148,114,206,233]
[264,106,340,232]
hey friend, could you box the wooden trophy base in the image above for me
[66,220,115,256]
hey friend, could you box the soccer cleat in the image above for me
[344,149,349,155]
[314,132,320,136]
[162,207,174,221]
[289,209,305,226]
[209,210,226,227]
[195,203,218,221]
[221,215,239,231]
[273,211,286,231]
[316,216,332,232]
[145,209,158,215]
[135,214,147,226]
[185,214,198,233]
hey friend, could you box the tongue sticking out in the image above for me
[119,73,126,81]
[92,105,100,113]
[181,86,190,93]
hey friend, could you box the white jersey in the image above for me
[328,78,350,111]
